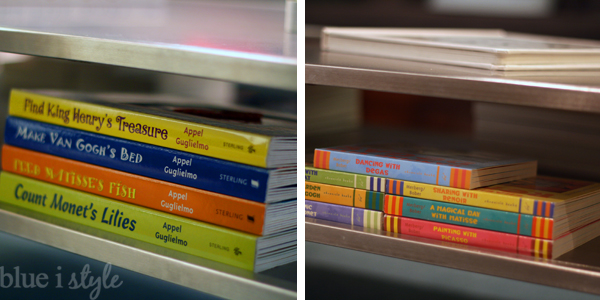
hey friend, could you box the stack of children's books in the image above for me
[0,89,297,272]
[306,144,600,259]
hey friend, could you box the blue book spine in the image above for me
[5,117,272,202]
[305,200,382,229]
[324,150,451,186]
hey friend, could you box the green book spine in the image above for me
[305,165,385,192]
[0,172,258,271]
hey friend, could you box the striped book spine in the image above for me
[518,236,553,259]
[314,148,476,188]
[450,168,472,189]
[383,215,554,258]
[532,201,555,218]
[366,176,386,192]
[356,189,385,211]
[384,194,554,239]
[313,149,331,169]
[305,166,385,192]
[305,182,385,210]
[387,178,572,219]
[386,179,522,213]
[305,200,382,230]
[386,179,404,196]
[383,213,401,233]
[531,216,554,240]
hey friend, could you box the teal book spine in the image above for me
[385,194,546,237]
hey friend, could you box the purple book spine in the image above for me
[305,200,363,227]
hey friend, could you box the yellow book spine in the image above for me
[387,179,521,213]
[9,90,271,167]
[520,198,535,215]
[0,172,258,271]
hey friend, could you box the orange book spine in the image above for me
[1,145,267,235]
[305,181,354,206]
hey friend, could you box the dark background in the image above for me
[306,1,600,299]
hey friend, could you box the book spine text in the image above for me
[305,182,384,210]
[305,182,354,206]
[314,149,472,188]
[383,215,553,258]
[2,145,268,235]
[386,178,522,213]
[384,195,554,239]
[385,215,519,253]
[0,172,258,271]
[9,90,271,167]
[5,117,272,202]
[305,166,385,191]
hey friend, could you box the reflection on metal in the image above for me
[284,0,297,34]
[307,43,600,113]
[0,206,296,300]
[306,217,600,295]
[0,1,297,90]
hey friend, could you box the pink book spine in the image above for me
[517,236,553,259]
[398,216,519,253]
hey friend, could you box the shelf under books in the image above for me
[0,3,298,297]
[306,39,600,113]
[305,27,600,297]
[0,205,296,300]
[306,217,600,295]
[0,83,297,297]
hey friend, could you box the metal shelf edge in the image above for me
[305,63,600,113]
[306,218,600,295]
[0,27,297,91]
[0,208,297,300]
